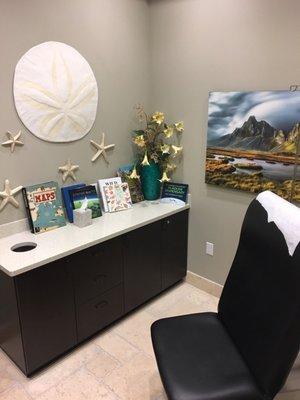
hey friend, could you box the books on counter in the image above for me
[22,176,136,234]
[22,181,66,234]
[61,183,85,222]
[98,177,122,212]
[21,177,188,235]
[70,185,102,219]
[104,182,132,212]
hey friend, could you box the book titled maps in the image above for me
[70,185,102,219]
[22,181,66,234]
[104,182,132,212]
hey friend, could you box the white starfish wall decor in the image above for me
[0,179,23,211]
[58,159,79,182]
[90,132,115,163]
[2,131,24,153]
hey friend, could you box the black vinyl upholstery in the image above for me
[151,313,263,400]
[151,198,300,400]
[219,200,300,398]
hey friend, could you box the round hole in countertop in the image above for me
[11,242,37,253]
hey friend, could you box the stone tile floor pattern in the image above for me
[0,281,298,399]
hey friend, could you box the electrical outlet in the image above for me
[206,242,214,256]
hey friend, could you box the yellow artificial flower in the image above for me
[141,152,150,166]
[163,126,174,138]
[152,111,165,125]
[166,163,177,172]
[159,171,171,183]
[172,145,183,157]
[129,166,140,179]
[161,144,170,154]
[133,135,145,147]
[174,121,184,132]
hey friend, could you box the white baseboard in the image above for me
[186,271,223,298]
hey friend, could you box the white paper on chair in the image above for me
[256,191,300,256]
[13,41,98,143]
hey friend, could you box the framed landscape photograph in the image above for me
[206,91,300,202]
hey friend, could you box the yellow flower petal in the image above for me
[129,167,140,179]
[159,171,171,182]
[152,111,165,125]
[166,163,177,172]
[163,126,174,138]
[172,145,183,157]
[141,152,150,166]
[161,144,170,154]
[133,135,145,147]
[174,121,184,132]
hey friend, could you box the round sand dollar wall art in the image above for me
[13,41,98,142]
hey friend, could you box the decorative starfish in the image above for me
[58,159,79,182]
[2,131,24,153]
[90,132,115,163]
[0,179,23,211]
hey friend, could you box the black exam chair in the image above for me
[151,196,300,400]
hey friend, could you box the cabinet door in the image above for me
[16,259,77,374]
[124,221,162,313]
[161,210,189,289]
[70,238,123,305]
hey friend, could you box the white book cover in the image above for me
[98,177,122,212]
[104,183,133,213]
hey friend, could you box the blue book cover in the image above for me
[71,185,102,219]
[24,181,66,234]
[117,163,134,174]
[61,183,85,222]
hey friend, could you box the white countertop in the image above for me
[0,201,189,277]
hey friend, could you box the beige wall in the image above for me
[0,1,299,395]
[0,0,150,225]
[1,0,300,287]
[150,0,300,285]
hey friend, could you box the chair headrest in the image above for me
[256,191,300,256]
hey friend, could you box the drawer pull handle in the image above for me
[93,274,107,284]
[94,300,108,309]
[162,220,171,230]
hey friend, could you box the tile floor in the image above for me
[0,281,299,400]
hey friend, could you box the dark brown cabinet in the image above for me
[0,209,189,376]
[15,260,77,374]
[71,237,123,305]
[123,221,162,313]
[77,284,124,342]
[161,210,189,289]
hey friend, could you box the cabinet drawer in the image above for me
[71,238,123,304]
[77,285,124,342]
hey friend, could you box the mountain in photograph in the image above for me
[209,115,300,154]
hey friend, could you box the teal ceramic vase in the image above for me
[140,162,162,200]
